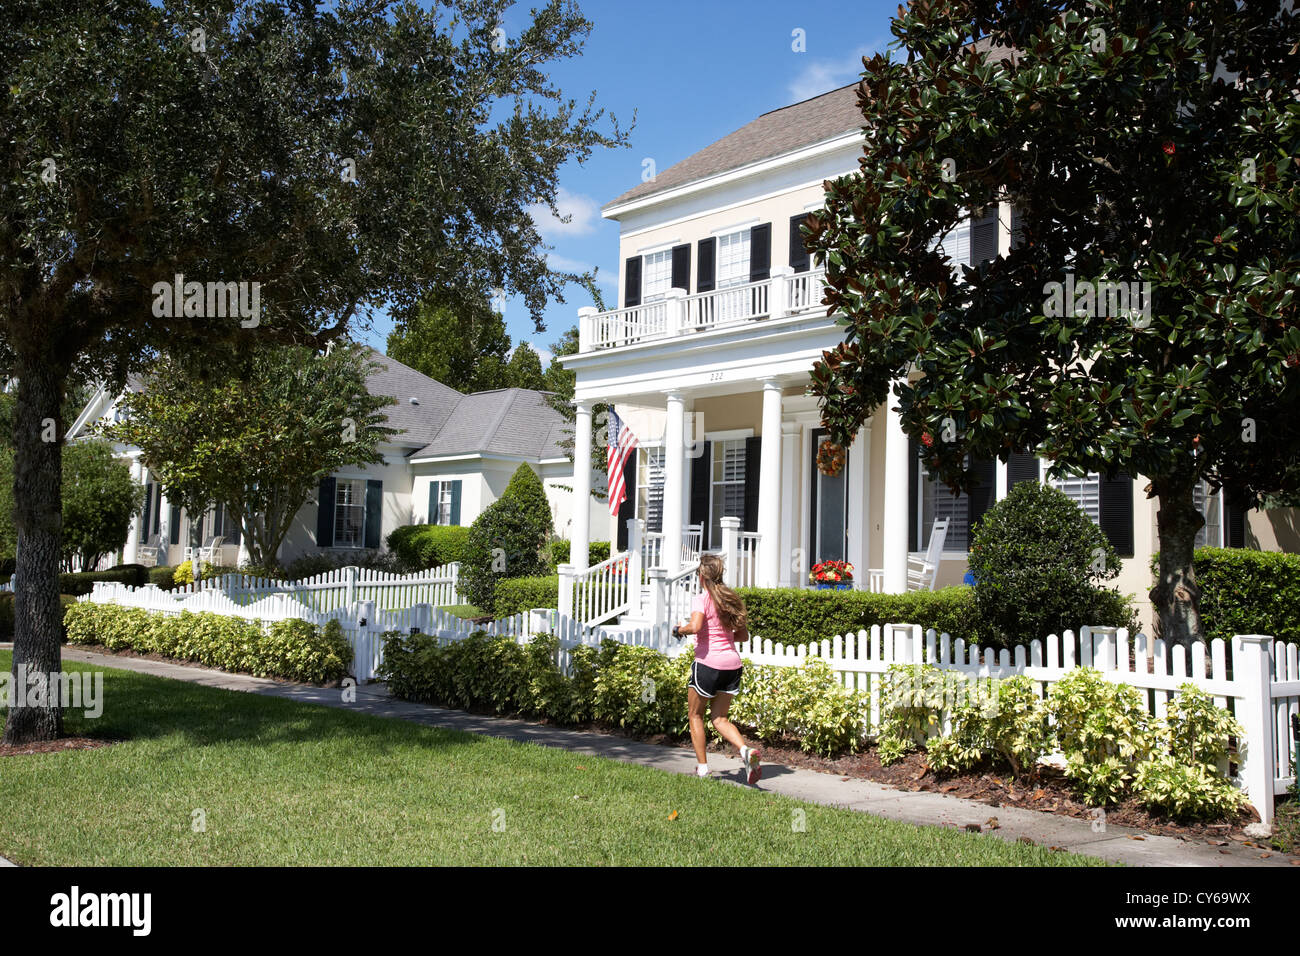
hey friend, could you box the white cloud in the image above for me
[787,44,884,103]
[546,254,618,289]
[528,187,600,240]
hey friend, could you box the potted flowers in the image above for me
[810,559,854,590]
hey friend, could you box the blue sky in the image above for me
[359,0,902,364]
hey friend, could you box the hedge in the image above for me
[57,567,148,595]
[386,524,470,572]
[0,593,79,639]
[1172,547,1300,645]
[149,565,178,590]
[547,540,611,567]
[63,602,353,684]
[493,575,561,618]
[736,586,984,646]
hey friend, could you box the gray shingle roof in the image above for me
[606,83,865,209]
[411,387,572,461]
[363,349,466,448]
[605,37,1021,211]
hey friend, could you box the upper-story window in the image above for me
[715,229,751,289]
[642,248,673,302]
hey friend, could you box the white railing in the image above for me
[184,564,461,612]
[641,523,703,570]
[735,532,760,587]
[562,551,632,627]
[685,278,770,330]
[579,269,828,351]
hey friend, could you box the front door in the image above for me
[809,428,849,566]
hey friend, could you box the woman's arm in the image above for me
[676,611,706,635]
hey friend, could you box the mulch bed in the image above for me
[0,737,114,758]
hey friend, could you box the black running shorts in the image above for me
[690,660,743,698]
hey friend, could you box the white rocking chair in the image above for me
[137,534,163,568]
[867,517,949,593]
[184,535,225,566]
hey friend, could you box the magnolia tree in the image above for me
[0,0,629,743]
[104,344,396,568]
[805,1,1299,646]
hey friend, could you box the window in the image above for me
[715,229,751,288]
[919,475,970,553]
[638,446,666,533]
[709,439,747,547]
[642,248,673,301]
[1047,471,1101,524]
[334,479,367,547]
[434,482,453,525]
[1194,481,1223,548]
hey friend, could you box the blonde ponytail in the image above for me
[698,553,747,634]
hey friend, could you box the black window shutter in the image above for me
[1010,205,1025,251]
[365,480,383,549]
[789,214,811,273]
[151,485,161,536]
[743,436,762,533]
[428,481,440,525]
[141,484,153,541]
[624,256,642,308]
[670,243,691,292]
[228,507,241,546]
[972,208,999,265]
[1099,472,1134,558]
[169,503,181,545]
[1225,490,1246,548]
[908,438,920,552]
[316,478,335,546]
[1008,452,1040,489]
[966,458,997,545]
[689,440,712,547]
[616,454,636,552]
[697,238,716,293]
[449,481,462,526]
[748,223,771,282]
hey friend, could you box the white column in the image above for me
[719,516,740,586]
[882,389,910,593]
[124,459,144,564]
[626,518,643,617]
[157,487,171,565]
[661,392,686,574]
[681,395,697,541]
[847,425,867,589]
[571,400,594,571]
[995,458,1008,502]
[779,422,799,587]
[757,380,783,587]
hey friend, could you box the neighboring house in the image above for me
[67,348,606,569]
[558,77,1298,631]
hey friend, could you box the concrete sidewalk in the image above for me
[10,643,1297,868]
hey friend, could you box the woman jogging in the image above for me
[674,553,761,784]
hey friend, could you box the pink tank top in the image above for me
[691,590,743,670]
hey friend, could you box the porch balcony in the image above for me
[577,268,828,354]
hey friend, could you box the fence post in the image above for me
[345,566,358,606]
[411,602,432,636]
[720,516,740,586]
[770,265,793,315]
[647,567,667,627]
[627,518,643,617]
[557,563,575,619]
[664,287,686,336]
[1233,634,1275,827]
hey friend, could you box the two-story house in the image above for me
[559,80,1292,632]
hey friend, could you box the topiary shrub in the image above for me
[502,463,554,540]
[459,497,550,612]
[547,539,611,567]
[386,524,470,572]
[967,481,1136,647]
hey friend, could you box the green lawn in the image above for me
[0,651,1104,866]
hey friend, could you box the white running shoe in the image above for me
[739,746,762,785]
[696,763,711,777]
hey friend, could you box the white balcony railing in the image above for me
[578,268,827,352]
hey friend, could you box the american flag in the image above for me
[606,408,639,516]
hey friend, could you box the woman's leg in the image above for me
[709,694,748,753]
[687,688,710,764]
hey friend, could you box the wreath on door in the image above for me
[816,439,845,477]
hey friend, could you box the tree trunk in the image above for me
[1148,478,1205,649]
[3,359,67,744]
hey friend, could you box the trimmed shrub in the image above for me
[547,539,611,567]
[503,463,554,539]
[460,497,550,612]
[1178,547,1300,645]
[386,524,470,572]
[107,563,150,586]
[57,567,146,596]
[62,602,352,683]
[968,481,1136,647]
[281,549,400,579]
[148,565,178,590]
[493,575,561,617]
[738,586,981,647]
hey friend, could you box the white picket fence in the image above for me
[181,564,461,612]
[77,578,1298,825]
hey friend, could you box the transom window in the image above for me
[334,479,367,548]
[715,229,750,289]
[642,248,673,301]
